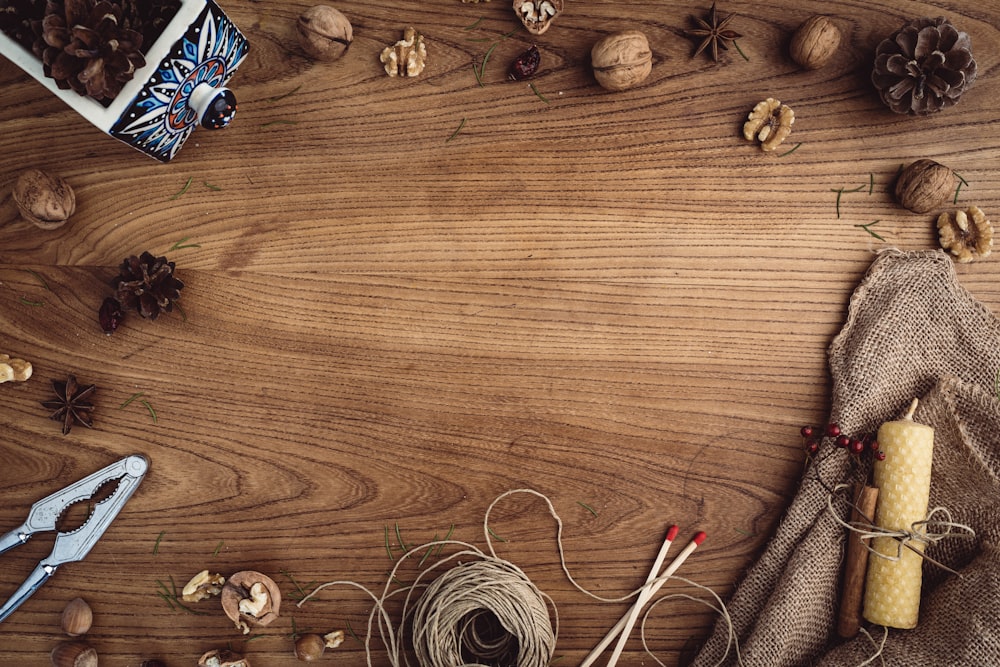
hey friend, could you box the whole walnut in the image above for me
[11,168,75,230]
[789,15,841,70]
[591,30,652,91]
[297,5,353,61]
[895,159,957,214]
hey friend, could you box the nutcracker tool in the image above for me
[0,454,149,623]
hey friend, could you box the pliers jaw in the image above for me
[0,454,149,624]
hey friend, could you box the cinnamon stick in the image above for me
[837,484,879,638]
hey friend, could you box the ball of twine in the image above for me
[410,558,555,667]
[297,489,741,667]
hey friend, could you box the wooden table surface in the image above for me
[2,1,998,665]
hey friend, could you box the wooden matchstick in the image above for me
[582,529,706,667]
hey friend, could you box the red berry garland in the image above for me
[800,422,886,465]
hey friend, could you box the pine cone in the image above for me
[133,0,179,55]
[0,0,46,52]
[872,16,977,115]
[34,0,145,101]
[114,251,183,320]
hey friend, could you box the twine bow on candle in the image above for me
[827,484,976,575]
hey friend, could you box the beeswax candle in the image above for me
[863,398,933,629]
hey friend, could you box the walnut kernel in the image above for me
[937,206,992,263]
[789,15,841,70]
[198,649,250,667]
[297,5,353,61]
[0,354,32,383]
[895,159,957,213]
[380,26,426,77]
[590,30,653,92]
[181,570,226,602]
[514,0,562,36]
[743,98,795,152]
[12,168,75,229]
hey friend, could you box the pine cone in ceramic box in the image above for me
[0,0,249,161]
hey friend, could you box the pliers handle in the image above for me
[0,454,149,624]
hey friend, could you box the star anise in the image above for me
[685,2,742,63]
[41,375,96,435]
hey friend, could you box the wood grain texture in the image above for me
[0,0,998,664]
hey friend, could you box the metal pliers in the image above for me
[0,454,149,623]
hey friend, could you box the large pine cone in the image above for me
[0,0,46,51]
[34,0,145,101]
[872,16,977,115]
[134,0,179,55]
[114,251,184,320]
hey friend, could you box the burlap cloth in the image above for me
[692,249,1000,666]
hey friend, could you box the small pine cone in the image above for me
[114,251,183,320]
[872,16,977,115]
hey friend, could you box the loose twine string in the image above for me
[297,488,741,667]
[826,483,976,573]
[856,626,888,667]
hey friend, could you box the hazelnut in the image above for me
[895,159,957,213]
[294,634,326,662]
[296,5,352,61]
[590,30,653,92]
[789,15,841,70]
[60,597,93,637]
[50,641,97,667]
[11,168,76,230]
[221,571,282,634]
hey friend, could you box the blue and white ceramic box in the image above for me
[0,0,249,162]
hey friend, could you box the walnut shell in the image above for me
[895,159,957,213]
[221,571,282,633]
[11,168,75,230]
[513,0,563,36]
[591,30,652,92]
[789,15,841,70]
[297,5,353,61]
